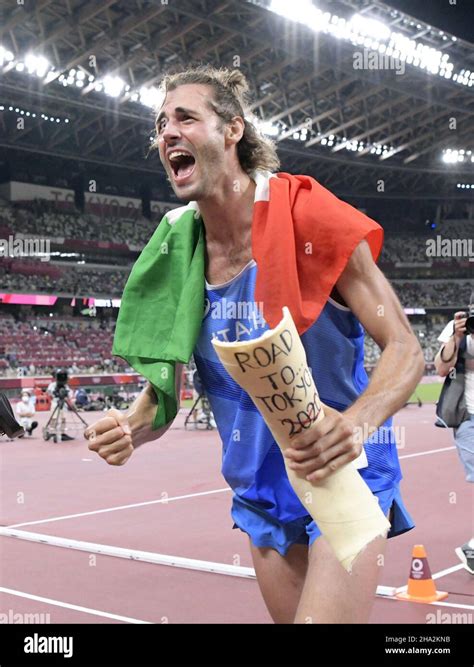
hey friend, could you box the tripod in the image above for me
[43,394,88,443]
[184,391,216,430]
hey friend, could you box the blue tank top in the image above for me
[193,260,402,522]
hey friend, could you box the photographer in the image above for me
[46,369,73,407]
[46,370,74,441]
[435,310,474,574]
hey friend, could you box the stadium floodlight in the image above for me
[349,14,390,41]
[313,11,332,33]
[0,45,14,66]
[102,75,125,98]
[44,70,57,84]
[270,0,315,23]
[265,2,465,88]
[252,117,280,137]
[139,85,163,109]
[442,148,467,164]
[24,54,50,78]
[265,124,280,137]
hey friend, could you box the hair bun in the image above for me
[222,69,249,97]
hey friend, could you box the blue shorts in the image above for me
[231,483,414,556]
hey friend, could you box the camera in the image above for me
[465,303,474,335]
[54,369,69,400]
[463,290,474,335]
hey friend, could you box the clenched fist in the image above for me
[84,408,134,466]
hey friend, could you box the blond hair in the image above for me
[155,65,280,175]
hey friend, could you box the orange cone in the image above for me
[396,545,448,603]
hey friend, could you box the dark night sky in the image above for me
[384,0,474,44]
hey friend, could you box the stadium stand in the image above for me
[0,314,126,377]
[0,200,157,247]
[1,191,472,378]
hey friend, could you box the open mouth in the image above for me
[168,150,196,183]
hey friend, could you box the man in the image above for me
[46,372,73,405]
[85,66,424,623]
[435,310,474,574]
[15,390,38,436]
[74,387,89,410]
[47,370,74,440]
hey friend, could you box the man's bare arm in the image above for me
[85,364,183,465]
[336,240,425,433]
[125,381,161,447]
[284,240,425,481]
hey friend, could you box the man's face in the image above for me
[156,84,228,201]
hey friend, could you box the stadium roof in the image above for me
[0,0,473,200]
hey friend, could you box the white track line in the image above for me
[399,446,455,460]
[0,587,151,623]
[0,527,408,599]
[8,448,454,529]
[422,600,474,611]
[432,563,465,580]
[395,563,465,594]
[0,527,256,578]
[9,487,231,528]
[388,561,473,610]
[385,597,474,611]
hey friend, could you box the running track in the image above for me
[0,404,472,623]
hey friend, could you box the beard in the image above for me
[164,134,225,202]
